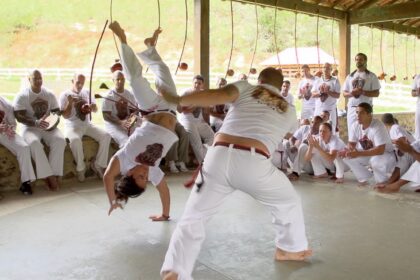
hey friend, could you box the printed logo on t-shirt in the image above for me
[31,97,49,119]
[300,82,312,100]
[359,134,373,150]
[116,98,130,120]
[74,96,88,121]
[352,77,365,90]
[135,143,163,166]
[319,83,330,103]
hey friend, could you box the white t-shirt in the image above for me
[0,96,17,127]
[297,76,317,108]
[292,125,311,142]
[412,74,420,105]
[282,92,295,106]
[349,119,393,152]
[312,76,340,111]
[389,124,415,143]
[13,87,60,128]
[115,121,178,185]
[59,89,95,126]
[316,134,346,153]
[218,81,298,154]
[102,89,137,125]
[343,70,381,107]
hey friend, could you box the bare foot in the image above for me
[357,181,369,187]
[375,182,401,193]
[162,271,178,280]
[275,247,312,261]
[312,173,328,179]
[287,172,299,181]
[335,177,344,184]
[46,176,58,191]
[144,27,162,47]
[109,21,127,44]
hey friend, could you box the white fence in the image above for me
[0,68,414,111]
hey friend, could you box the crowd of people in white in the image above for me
[1,21,419,280]
[0,51,419,198]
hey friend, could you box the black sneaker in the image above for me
[19,182,33,195]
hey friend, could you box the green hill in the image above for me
[0,0,417,76]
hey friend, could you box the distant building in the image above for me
[260,47,338,78]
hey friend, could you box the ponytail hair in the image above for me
[251,86,288,113]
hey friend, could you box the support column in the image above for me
[338,13,351,110]
[194,0,210,87]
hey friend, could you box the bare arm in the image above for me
[328,90,340,99]
[149,178,171,221]
[14,110,37,127]
[103,111,125,127]
[103,156,122,215]
[161,85,239,107]
[317,148,337,163]
[347,144,385,158]
[343,90,352,98]
[412,88,420,97]
[61,96,74,119]
[362,89,380,98]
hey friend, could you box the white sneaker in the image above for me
[176,161,188,172]
[77,170,86,182]
[169,161,179,173]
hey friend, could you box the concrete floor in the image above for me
[1,172,420,280]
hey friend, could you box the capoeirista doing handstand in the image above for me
[104,21,179,221]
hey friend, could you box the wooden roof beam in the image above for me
[231,0,346,19]
[365,22,419,38]
[349,1,420,24]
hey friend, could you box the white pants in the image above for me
[271,140,288,169]
[343,152,396,183]
[22,127,66,178]
[396,152,414,176]
[311,150,349,178]
[121,43,177,112]
[291,144,313,175]
[179,120,214,163]
[105,123,129,148]
[401,161,420,187]
[0,133,36,182]
[347,106,357,141]
[161,145,309,279]
[415,104,420,140]
[64,124,111,171]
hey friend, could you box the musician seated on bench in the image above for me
[60,73,111,182]
[13,69,66,191]
[102,70,141,148]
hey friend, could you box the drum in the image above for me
[44,114,60,131]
